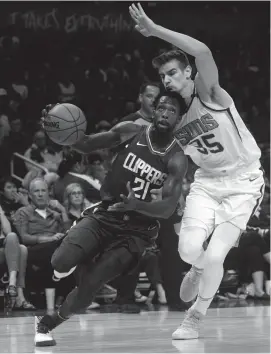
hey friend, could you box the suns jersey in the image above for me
[100,126,180,204]
[174,93,261,176]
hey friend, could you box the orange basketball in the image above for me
[43,103,87,146]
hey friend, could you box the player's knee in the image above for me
[51,251,72,273]
[204,245,227,267]
[178,229,204,265]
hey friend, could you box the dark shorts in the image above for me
[60,206,159,271]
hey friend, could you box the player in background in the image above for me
[129,3,265,339]
[120,82,160,125]
[34,91,188,347]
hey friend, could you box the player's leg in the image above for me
[173,222,242,340]
[173,171,265,340]
[191,176,265,316]
[35,246,136,347]
[51,215,105,278]
[177,188,218,303]
[192,222,241,311]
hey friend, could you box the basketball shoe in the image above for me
[172,308,203,339]
[34,313,67,347]
[179,266,203,302]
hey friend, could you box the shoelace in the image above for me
[180,311,200,330]
[37,322,51,334]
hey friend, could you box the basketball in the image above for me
[43,103,87,146]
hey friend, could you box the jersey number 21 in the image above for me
[132,177,150,200]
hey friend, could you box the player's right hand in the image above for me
[40,104,57,128]
[129,3,157,37]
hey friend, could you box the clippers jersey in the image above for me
[101,126,180,204]
[174,94,261,176]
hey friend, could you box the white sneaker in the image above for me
[180,266,203,302]
[34,316,56,347]
[53,266,77,280]
[172,309,203,340]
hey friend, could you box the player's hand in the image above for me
[129,3,157,37]
[150,187,163,201]
[40,104,58,128]
[108,182,137,212]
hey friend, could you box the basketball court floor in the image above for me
[0,301,269,353]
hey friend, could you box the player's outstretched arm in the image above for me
[109,151,188,219]
[72,122,141,154]
[129,3,232,107]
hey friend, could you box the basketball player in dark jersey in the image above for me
[35,91,188,347]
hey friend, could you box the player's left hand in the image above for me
[108,182,137,212]
[150,187,163,201]
[129,3,157,37]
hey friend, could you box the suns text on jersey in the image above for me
[174,113,219,146]
[123,153,167,186]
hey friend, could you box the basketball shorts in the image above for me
[181,164,265,237]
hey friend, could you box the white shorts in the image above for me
[181,164,265,236]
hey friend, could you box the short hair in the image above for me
[29,177,47,193]
[154,91,186,113]
[152,49,190,70]
[22,170,45,190]
[139,81,160,94]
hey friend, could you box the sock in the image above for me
[191,262,224,315]
[41,311,68,330]
[190,294,214,316]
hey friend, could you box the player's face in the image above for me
[30,180,49,208]
[139,85,160,116]
[159,60,190,93]
[69,188,84,207]
[153,96,180,133]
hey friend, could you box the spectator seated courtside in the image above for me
[0,204,35,311]
[13,178,73,309]
[63,183,92,225]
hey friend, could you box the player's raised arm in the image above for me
[109,151,188,219]
[129,3,232,106]
[72,122,141,154]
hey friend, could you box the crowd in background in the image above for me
[0,2,269,311]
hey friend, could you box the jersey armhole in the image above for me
[110,125,146,153]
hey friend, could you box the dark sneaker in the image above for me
[34,316,56,347]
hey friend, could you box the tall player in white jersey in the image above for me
[129,3,265,340]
